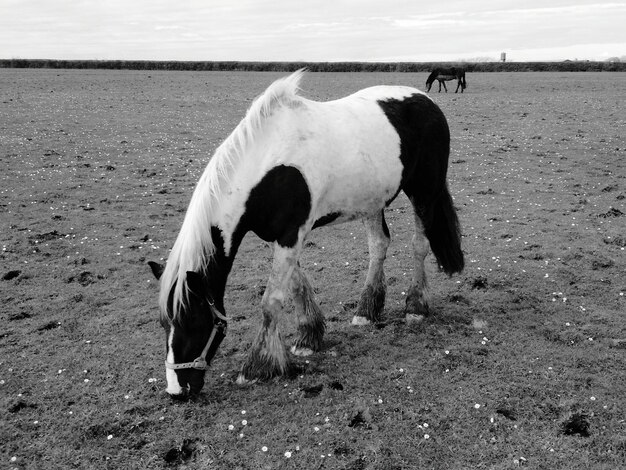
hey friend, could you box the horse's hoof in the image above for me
[235,374,257,387]
[351,315,371,326]
[290,345,314,356]
[405,292,430,318]
[405,313,425,325]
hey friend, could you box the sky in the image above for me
[1,0,625,62]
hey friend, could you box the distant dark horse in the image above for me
[426,67,467,93]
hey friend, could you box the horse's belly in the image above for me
[329,170,398,209]
[310,148,403,224]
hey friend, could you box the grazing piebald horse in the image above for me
[149,70,464,398]
[425,67,467,93]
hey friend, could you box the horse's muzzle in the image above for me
[166,372,205,400]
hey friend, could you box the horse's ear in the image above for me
[185,271,205,295]
[148,261,164,280]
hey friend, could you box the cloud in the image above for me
[155,25,184,31]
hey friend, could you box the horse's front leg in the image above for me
[237,244,298,384]
[290,265,325,356]
[442,81,448,93]
[353,211,390,325]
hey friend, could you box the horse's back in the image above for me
[291,89,411,222]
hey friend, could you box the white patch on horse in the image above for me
[165,328,183,395]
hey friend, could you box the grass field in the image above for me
[1,69,625,469]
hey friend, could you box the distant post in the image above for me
[501,52,507,62]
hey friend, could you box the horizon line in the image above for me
[2,57,624,64]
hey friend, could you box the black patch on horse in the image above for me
[312,211,342,229]
[238,165,312,248]
[203,226,236,314]
[377,93,450,204]
[381,212,390,238]
[377,94,464,275]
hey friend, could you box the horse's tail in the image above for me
[461,72,467,89]
[388,93,463,274]
[423,186,464,275]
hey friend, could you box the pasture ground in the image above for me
[1,70,625,469]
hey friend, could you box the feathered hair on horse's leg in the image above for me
[355,282,387,324]
[238,319,291,383]
[237,244,298,383]
[353,212,390,325]
[291,269,325,356]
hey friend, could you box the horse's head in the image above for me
[149,262,227,400]
[425,70,437,92]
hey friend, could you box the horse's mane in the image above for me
[159,69,306,321]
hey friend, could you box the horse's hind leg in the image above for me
[442,81,448,93]
[352,211,390,325]
[290,265,325,356]
[238,244,297,384]
[405,200,431,319]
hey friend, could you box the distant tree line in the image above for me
[1,58,625,72]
